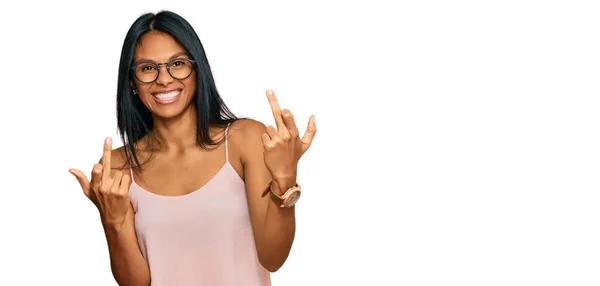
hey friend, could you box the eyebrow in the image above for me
[133,52,190,65]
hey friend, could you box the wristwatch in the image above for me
[261,181,302,208]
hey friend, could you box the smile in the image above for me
[152,90,182,104]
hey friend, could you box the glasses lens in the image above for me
[168,59,193,80]
[135,63,159,83]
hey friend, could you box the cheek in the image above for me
[137,89,154,107]
[183,77,197,95]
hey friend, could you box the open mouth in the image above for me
[152,89,182,104]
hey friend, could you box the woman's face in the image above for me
[131,31,197,119]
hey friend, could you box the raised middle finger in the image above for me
[102,137,112,182]
[266,89,286,131]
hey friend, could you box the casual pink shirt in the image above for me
[128,125,271,285]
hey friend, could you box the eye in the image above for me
[140,64,157,72]
[172,59,186,67]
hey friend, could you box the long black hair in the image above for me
[115,11,240,171]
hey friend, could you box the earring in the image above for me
[132,89,138,95]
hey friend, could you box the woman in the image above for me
[68,10,316,286]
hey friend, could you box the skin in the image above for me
[69,31,317,285]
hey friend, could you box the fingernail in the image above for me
[312,115,316,124]
[105,137,111,144]
[266,89,273,95]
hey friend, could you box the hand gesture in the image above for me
[69,137,132,227]
[261,89,317,189]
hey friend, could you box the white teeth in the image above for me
[154,90,180,101]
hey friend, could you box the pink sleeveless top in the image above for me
[128,125,271,286]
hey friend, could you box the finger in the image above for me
[120,174,132,193]
[301,115,317,153]
[69,168,91,197]
[102,137,113,182]
[266,89,286,131]
[90,164,103,191]
[281,109,298,138]
[261,133,274,150]
[111,171,123,192]
[266,125,279,142]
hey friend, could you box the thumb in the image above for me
[300,114,317,154]
[69,168,91,198]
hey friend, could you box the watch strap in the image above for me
[261,181,300,207]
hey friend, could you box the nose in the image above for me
[155,64,174,86]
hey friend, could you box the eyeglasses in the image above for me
[130,58,196,84]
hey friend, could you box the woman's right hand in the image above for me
[69,137,132,228]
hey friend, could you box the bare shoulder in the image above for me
[111,147,130,171]
[226,118,268,143]
[227,119,267,163]
[228,118,267,135]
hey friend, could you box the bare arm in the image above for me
[102,203,150,286]
[70,139,150,286]
[239,119,296,272]
[238,89,317,272]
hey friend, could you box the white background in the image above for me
[0,0,599,285]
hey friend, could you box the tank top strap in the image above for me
[128,165,135,183]
[225,123,232,162]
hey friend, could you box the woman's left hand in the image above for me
[261,89,317,193]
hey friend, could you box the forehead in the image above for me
[134,31,187,62]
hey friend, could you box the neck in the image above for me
[151,105,199,151]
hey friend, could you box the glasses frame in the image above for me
[130,58,197,84]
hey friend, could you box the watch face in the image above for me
[285,191,301,207]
